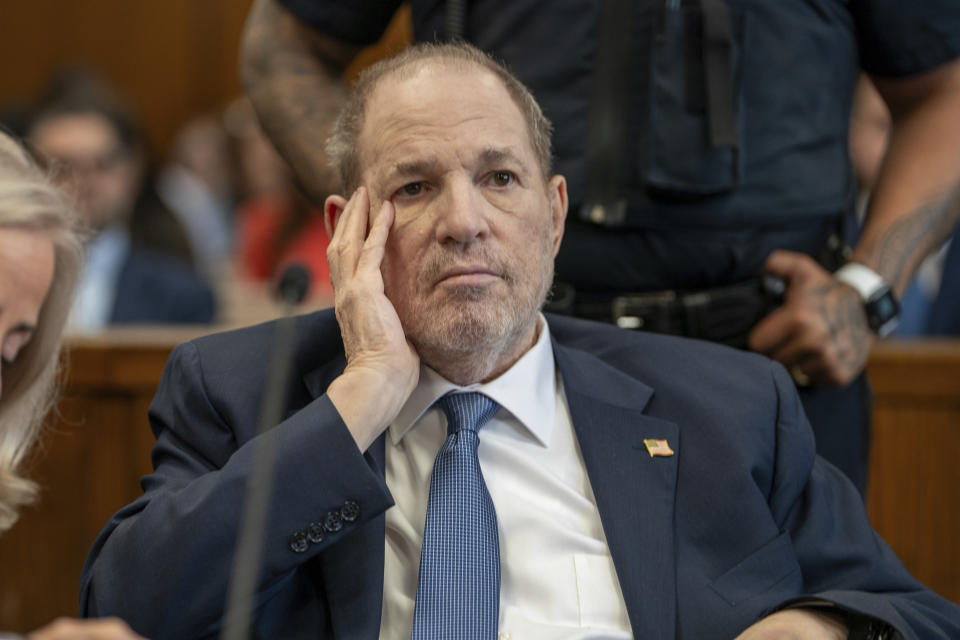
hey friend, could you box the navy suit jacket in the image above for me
[80,310,959,639]
[110,249,215,325]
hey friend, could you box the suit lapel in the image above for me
[299,331,680,638]
[304,356,388,640]
[555,340,678,640]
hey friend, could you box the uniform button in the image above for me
[340,500,360,522]
[324,510,343,533]
[289,531,309,553]
[307,522,326,544]
[498,633,511,640]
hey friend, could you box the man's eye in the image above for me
[397,182,424,197]
[489,171,515,187]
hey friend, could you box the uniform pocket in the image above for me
[645,0,746,197]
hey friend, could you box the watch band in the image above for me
[834,263,888,301]
[834,262,899,336]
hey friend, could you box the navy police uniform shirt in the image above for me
[279,0,960,292]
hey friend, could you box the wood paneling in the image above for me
[0,0,255,159]
[0,1,412,161]
[0,330,198,633]
[865,339,960,604]
[0,334,957,632]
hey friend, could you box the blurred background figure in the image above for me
[225,97,332,301]
[24,69,215,331]
[926,218,960,335]
[0,130,145,639]
[156,114,236,282]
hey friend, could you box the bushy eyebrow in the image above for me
[382,146,529,184]
[388,157,443,182]
[477,147,525,169]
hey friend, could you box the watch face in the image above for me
[867,288,900,336]
[874,295,897,321]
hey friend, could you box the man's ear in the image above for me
[324,194,348,239]
[547,174,568,256]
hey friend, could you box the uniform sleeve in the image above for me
[850,0,960,77]
[78,341,393,640]
[767,362,960,639]
[278,0,404,45]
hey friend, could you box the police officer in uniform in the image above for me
[240,0,960,495]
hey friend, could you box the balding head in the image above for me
[325,42,553,194]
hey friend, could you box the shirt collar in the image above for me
[85,225,129,275]
[390,314,556,447]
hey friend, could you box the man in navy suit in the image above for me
[81,43,959,639]
[27,73,215,330]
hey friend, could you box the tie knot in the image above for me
[437,392,500,435]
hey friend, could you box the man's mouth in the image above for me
[436,265,501,287]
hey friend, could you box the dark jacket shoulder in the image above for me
[112,249,216,324]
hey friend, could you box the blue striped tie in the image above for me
[412,392,501,640]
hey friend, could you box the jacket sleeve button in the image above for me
[340,500,360,522]
[323,510,343,533]
[307,522,326,543]
[289,531,309,553]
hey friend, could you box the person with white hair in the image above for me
[0,131,143,640]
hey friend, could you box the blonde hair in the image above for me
[0,131,83,533]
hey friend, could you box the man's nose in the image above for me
[434,179,490,245]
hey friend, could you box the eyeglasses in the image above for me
[37,146,130,180]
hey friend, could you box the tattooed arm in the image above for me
[854,60,960,292]
[750,59,960,386]
[240,0,362,202]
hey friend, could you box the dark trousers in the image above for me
[797,374,872,498]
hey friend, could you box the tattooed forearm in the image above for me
[241,0,360,202]
[854,184,960,294]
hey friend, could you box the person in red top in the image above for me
[230,98,332,299]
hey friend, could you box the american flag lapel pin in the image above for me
[643,438,674,458]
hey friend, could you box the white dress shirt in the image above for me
[69,226,128,332]
[157,165,233,279]
[380,316,632,639]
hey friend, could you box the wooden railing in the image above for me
[865,340,960,605]
[0,333,957,632]
[0,329,202,633]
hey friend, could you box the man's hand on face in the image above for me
[748,250,874,388]
[325,186,420,451]
[733,609,848,639]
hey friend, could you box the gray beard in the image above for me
[406,266,551,385]
[393,223,556,384]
